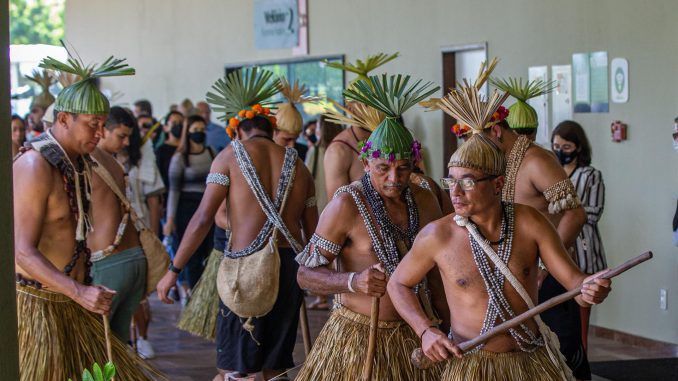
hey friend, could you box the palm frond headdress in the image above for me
[39,43,135,115]
[343,74,439,162]
[275,78,322,136]
[489,77,556,134]
[206,67,280,139]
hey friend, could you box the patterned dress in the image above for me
[569,166,607,274]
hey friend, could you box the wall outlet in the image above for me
[659,289,668,310]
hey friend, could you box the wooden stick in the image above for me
[102,315,115,381]
[299,300,312,356]
[362,297,380,381]
[411,251,653,369]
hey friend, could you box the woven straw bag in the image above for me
[216,166,295,320]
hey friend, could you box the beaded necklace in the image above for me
[502,135,532,202]
[467,202,543,352]
[17,131,95,288]
[360,173,419,276]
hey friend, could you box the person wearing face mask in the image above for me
[155,111,184,191]
[552,120,606,352]
[163,114,215,302]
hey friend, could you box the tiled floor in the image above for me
[146,297,675,381]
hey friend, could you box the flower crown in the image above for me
[358,139,423,163]
[451,105,509,138]
[226,104,276,139]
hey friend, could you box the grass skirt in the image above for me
[177,248,221,341]
[441,346,567,381]
[295,306,442,381]
[16,284,166,381]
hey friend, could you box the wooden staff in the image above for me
[102,315,115,381]
[362,297,380,381]
[411,251,653,369]
[299,300,312,356]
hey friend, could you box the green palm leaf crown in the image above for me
[489,77,556,133]
[39,52,135,115]
[344,74,439,162]
[206,67,280,124]
[324,52,399,88]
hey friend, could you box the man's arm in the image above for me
[323,143,353,197]
[300,166,319,242]
[528,150,585,248]
[296,192,385,297]
[13,154,115,315]
[157,150,230,303]
[527,205,611,306]
[388,221,461,361]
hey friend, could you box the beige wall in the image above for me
[66,0,678,343]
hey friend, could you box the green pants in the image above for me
[91,246,147,342]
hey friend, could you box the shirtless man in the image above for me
[323,122,372,196]
[294,74,445,380]
[484,118,590,379]
[89,106,147,343]
[13,53,159,381]
[388,131,611,381]
[157,68,317,381]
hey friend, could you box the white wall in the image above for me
[66,0,678,344]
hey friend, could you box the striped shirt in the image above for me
[570,166,607,273]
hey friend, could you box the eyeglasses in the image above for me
[440,176,497,191]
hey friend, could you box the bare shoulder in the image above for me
[513,202,550,229]
[211,143,234,173]
[323,189,358,217]
[14,150,54,185]
[411,182,441,215]
[417,214,456,246]
[524,145,566,178]
[91,148,124,177]
[324,139,354,162]
[522,145,569,190]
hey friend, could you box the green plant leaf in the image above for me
[103,362,116,381]
[82,369,94,381]
[92,363,103,381]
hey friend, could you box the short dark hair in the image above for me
[552,120,592,167]
[126,123,143,167]
[11,114,25,124]
[106,106,136,131]
[178,115,208,166]
[164,110,184,125]
[134,99,153,116]
[240,116,273,136]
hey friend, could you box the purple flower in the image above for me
[371,149,381,159]
[388,152,396,162]
[411,140,423,162]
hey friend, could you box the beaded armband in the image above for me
[304,196,317,209]
[206,172,230,187]
[544,179,581,214]
[295,233,342,267]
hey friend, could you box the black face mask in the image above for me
[142,123,153,131]
[170,123,183,138]
[555,150,577,165]
[189,131,206,144]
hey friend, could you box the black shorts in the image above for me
[216,247,303,373]
[539,274,592,380]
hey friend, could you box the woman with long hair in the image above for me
[552,120,607,350]
[163,114,215,302]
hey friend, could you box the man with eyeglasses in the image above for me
[388,104,611,381]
